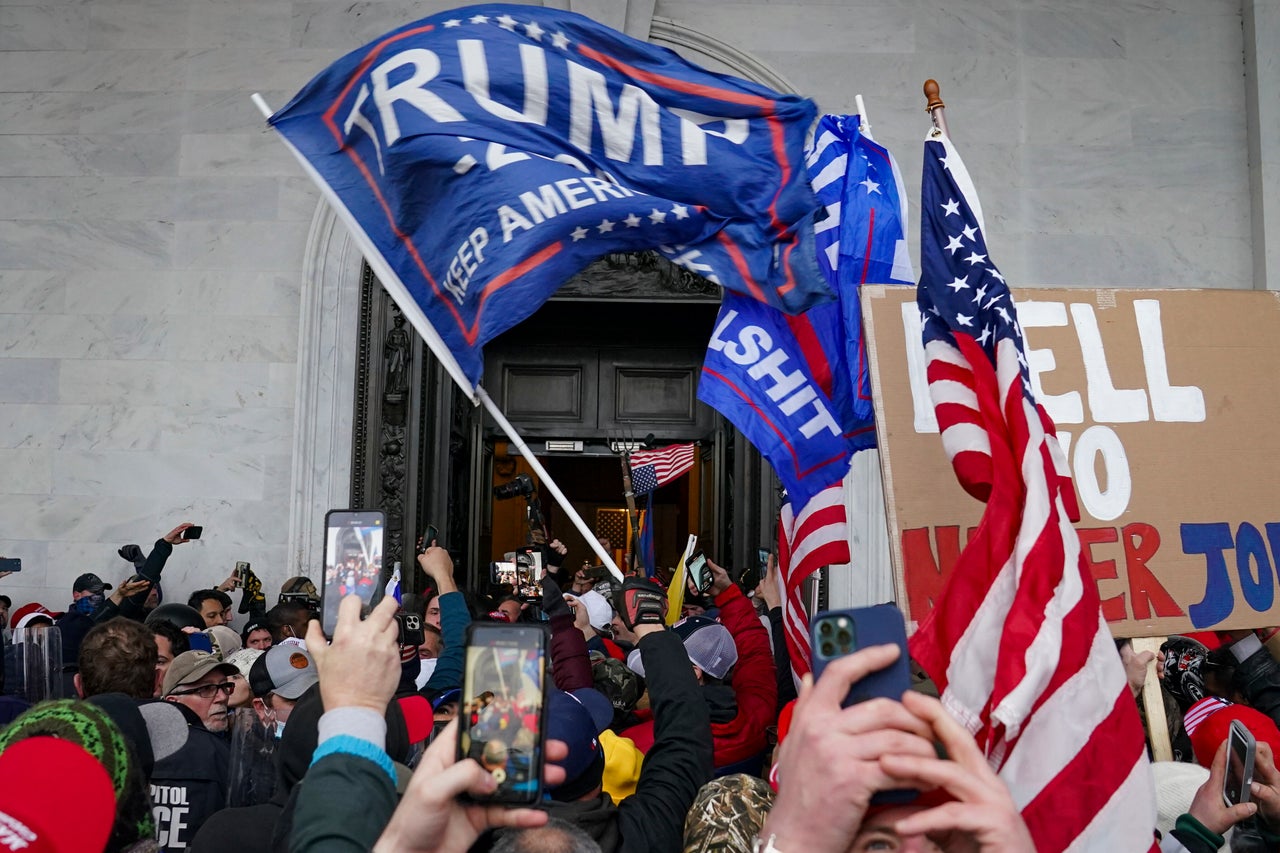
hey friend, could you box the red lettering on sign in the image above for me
[902,526,979,617]
[1078,527,1127,622]
[1122,522,1184,619]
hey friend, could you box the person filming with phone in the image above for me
[620,555,776,776]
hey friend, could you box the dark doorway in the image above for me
[350,253,777,594]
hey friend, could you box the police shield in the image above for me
[225,705,278,807]
[16,624,65,704]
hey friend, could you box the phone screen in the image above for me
[685,552,708,594]
[1225,721,1256,806]
[182,526,204,540]
[322,510,386,635]
[490,561,519,585]
[459,624,547,804]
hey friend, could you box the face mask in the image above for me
[273,720,286,740]
[74,594,103,614]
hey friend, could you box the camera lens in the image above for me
[818,621,834,636]
[837,629,852,647]
[820,642,835,657]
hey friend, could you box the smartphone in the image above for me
[182,526,204,540]
[1224,719,1257,807]
[684,550,711,596]
[579,565,611,582]
[811,605,915,805]
[0,558,21,573]
[418,524,439,555]
[234,561,250,586]
[811,605,912,706]
[459,623,548,804]
[321,509,386,636]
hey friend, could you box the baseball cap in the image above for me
[573,590,614,631]
[0,737,116,853]
[161,650,238,697]
[205,625,242,660]
[546,689,604,801]
[627,616,738,680]
[72,573,112,594]
[249,645,318,700]
[279,577,319,603]
[10,603,56,633]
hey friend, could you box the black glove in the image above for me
[118,544,146,571]
[540,573,571,619]
[1160,636,1209,708]
[544,542,566,570]
[615,577,667,631]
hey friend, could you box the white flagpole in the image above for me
[252,93,625,584]
[476,387,624,583]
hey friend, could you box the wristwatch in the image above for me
[752,834,784,853]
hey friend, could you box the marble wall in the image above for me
[0,0,1267,615]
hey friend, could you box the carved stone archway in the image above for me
[285,17,797,577]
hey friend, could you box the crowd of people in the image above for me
[3,523,1280,852]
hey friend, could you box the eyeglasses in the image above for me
[171,681,235,700]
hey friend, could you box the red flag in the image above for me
[910,129,1156,852]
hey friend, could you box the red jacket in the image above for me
[623,585,777,768]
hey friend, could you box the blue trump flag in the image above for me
[266,4,830,393]
[807,115,912,430]
[698,290,861,510]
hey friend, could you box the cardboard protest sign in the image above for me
[863,286,1280,638]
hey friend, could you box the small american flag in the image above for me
[776,485,849,678]
[629,443,696,496]
[909,128,1156,852]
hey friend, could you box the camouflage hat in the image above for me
[682,773,774,853]
[590,650,642,713]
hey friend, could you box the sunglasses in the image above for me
[171,681,235,700]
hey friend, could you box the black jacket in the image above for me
[150,703,230,849]
[1234,645,1280,728]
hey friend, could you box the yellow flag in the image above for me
[666,535,697,625]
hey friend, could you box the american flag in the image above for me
[776,485,849,678]
[628,443,696,496]
[908,129,1157,852]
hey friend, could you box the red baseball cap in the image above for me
[9,603,56,633]
[0,737,116,852]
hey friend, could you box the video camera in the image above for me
[493,473,535,501]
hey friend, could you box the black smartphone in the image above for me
[811,605,915,805]
[182,526,204,540]
[396,612,425,647]
[579,565,611,582]
[684,550,711,596]
[459,623,548,804]
[0,557,22,573]
[418,524,439,555]
[1224,719,1257,807]
[321,509,386,636]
